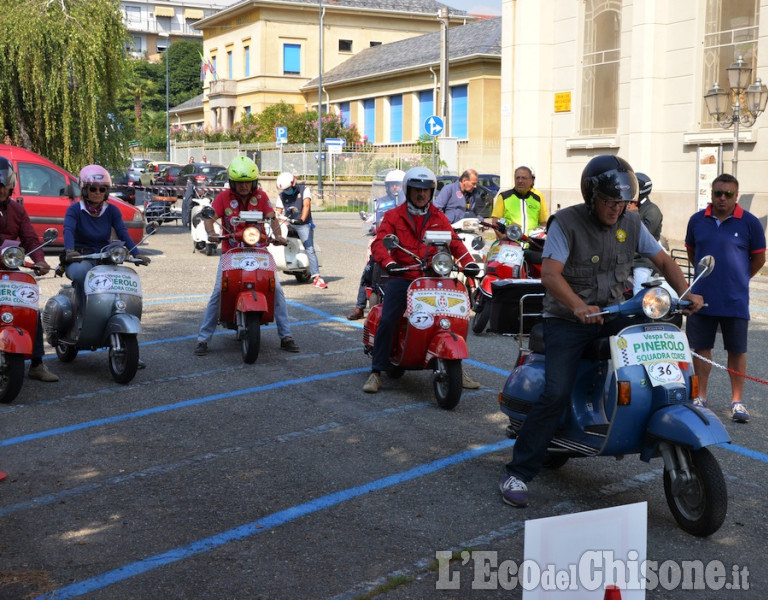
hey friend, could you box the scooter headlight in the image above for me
[430,250,454,276]
[242,226,261,246]
[439,318,451,330]
[642,287,672,319]
[1,246,25,269]
[1,312,13,324]
[108,246,128,264]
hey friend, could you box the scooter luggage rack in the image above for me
[517,292,546,347]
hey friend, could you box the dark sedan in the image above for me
[109,171,137,205]
[174,163,226,197]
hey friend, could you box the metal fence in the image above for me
[167,139,501,209]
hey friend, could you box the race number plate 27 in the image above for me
[406,288,469,330]
[610,330,692,387]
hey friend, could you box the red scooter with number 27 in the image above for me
[363,231,477,410]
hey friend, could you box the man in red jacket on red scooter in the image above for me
[362,166,481,393]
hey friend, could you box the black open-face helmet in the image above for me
[635,172,652,200]
[580,155,638,210]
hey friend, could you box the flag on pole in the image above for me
[199,51,217,82]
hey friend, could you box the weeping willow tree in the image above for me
[0,0,129,171]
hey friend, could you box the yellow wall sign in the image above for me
[554,92,571,113]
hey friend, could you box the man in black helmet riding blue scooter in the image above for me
[498,155,704,508]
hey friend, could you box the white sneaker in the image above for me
[731,402,750,423]
[363,372,381,393]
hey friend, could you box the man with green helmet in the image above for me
[194,156,300,355]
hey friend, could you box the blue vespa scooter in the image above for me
[499,256,730,537]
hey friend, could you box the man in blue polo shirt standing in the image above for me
[685,173,766,423]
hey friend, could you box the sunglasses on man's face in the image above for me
[88,186,108,193]
[713,189,735,199]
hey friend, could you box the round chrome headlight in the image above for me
[115,299,127,311]
[439,318,451,330]
[1,311,14,323]
[430,250,454,276]
[108,246,128,264]
[1,246,25,269]
[242,226,261,246]
[642,287,672,320]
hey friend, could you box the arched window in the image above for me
[581,0,621,135]
[702,0,760,128]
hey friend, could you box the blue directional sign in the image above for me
[324,138,346,146]
[275,126,288,144]
[424,115,444,137]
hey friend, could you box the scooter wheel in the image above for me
[0,354,24,404]
[433,358,462,410]
[294,272,311,283]
[205,243,217,256]
[471,301,490,334]
[109,334,139,384]
[663,447,727,537]
[56,343,78,363]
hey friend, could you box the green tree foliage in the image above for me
[0,0,128,171]
[116,41,203,151]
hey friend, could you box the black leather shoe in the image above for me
[280,338,300,353]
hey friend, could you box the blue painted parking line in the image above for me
[0,367,368,448]
[34,438,516,600]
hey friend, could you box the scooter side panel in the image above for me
[362,305,382,349]
[643,404,731,457]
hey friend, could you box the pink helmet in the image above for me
[78,165,112,198]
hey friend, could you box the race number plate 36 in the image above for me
[610,330,691,386]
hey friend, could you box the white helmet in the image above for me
[384,169,405,185]
[276,172,296,191]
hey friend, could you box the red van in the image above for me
[0,145,146,247]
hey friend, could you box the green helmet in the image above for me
[228,156,259,183]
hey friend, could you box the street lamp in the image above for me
[158,33,171,162]
[704,55,768,178]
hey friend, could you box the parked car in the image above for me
[208,170,229,189]
[109,171,137,205]
[0,145,145,247]
[477,173,500,196]
[155,164,183,187]
[141,161,179,186]
[435,175,458,192]
[126,158,149,183]
[173,163,226,196]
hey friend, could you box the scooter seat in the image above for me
[524,249,543,265]
[529,322,611,360]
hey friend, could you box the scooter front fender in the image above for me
[235,291,269,314]
[425,330,469,365]
[105,313,142,337]
[641,404,731,461]
[0,327,34,357]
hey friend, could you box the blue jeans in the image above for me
[197,257,292,344]
[505,315,637,482]
[293,223,320,278]
[371,277,410,372]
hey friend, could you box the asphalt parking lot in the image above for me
[1,213,767,599]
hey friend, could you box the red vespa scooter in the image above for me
[471,220,545,334]
[206,208,279,364]
[363,231,474,410]
[0,228,58,403]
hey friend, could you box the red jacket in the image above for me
[371,202,472,281]
[0,200,44,262]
